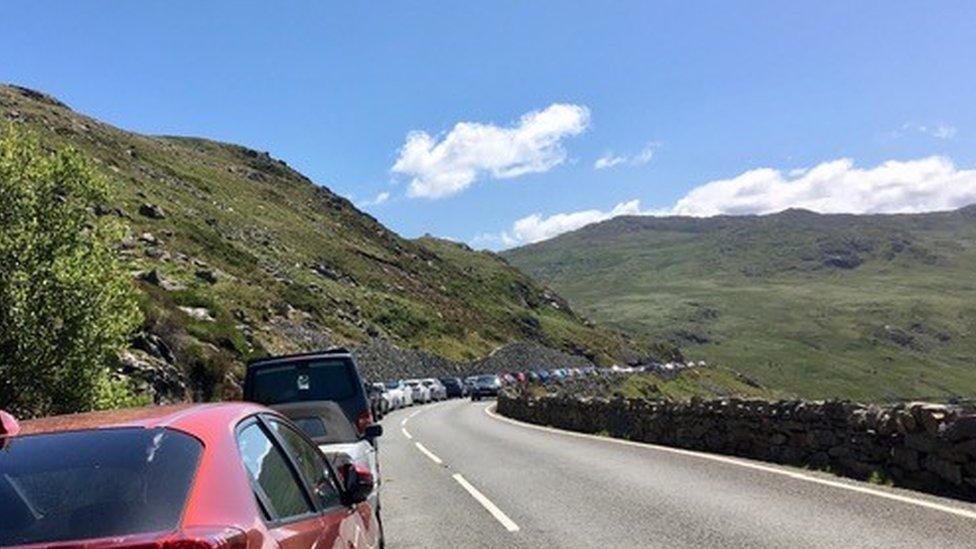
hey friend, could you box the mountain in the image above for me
[503,207,976,401]
[0,84,656,401]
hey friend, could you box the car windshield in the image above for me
[421,380,434,386]
[0,428,201,546]
[249,358,356,405]
[477,375,499,384]
[384,381,400,389]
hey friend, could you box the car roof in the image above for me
[246,348,352,368]
[16,402,270,438]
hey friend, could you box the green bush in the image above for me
[0,126,142,417]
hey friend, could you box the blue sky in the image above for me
[3,2,975,248]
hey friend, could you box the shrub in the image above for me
[0,126,142,417]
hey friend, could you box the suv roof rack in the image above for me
[246,347,352,366]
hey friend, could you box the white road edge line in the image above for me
[401,427,413,440]
[484,403,976,521]
[452,473,520,532]
[414,441,443,464]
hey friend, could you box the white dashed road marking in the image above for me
[484,403,976,522]
[414,441,443,465]
[397,401,521,534]
[452,473,520,532]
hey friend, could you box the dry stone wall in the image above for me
[498,392,976,500]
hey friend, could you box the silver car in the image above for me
[404,379,431,403]
[421,378,448,401]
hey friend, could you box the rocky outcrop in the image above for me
[352,340,465,381]
[117,349,187,404]
[472,341,594,373]
[498,392,976,500]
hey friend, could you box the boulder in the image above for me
[138,269,185,291]
[139,203,166,219]
[117,349,187,403]
[195,268,219,284]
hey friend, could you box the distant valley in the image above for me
[504,207,976,401]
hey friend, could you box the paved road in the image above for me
[378,398,976,548]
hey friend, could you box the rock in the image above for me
[139,203,166,219]
[138,269,185,291]
[923,455,963,485]
[914,404,949,435]
[178,306,215,322]
[891,447,920,471]
[117,349,186,403]
[905,432,939,453]
[138,232,161,246]
[132,333,175,365]
[195,268,219,284]
[943,416,976,442]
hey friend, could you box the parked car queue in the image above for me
[0,346,691,548]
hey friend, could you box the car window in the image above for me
[248,359,357,405]
[267,419,342,510]
[237,423,312,520]
[290,417,328,439]
[0,428,200,546]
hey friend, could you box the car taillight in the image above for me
[356,409,373,436]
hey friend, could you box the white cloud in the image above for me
[931,123,958,140]
[478,199,650,248]
[477,155,976,249]
[357,191,390,208]
[594,153,625,170]
[592,141,660,170]
[671,156,976,217]
[897,122,958,140]
[632,142,659,165]
[392,104,590,199]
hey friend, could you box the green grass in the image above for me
[614,368,778,401]
[0,84,650,399]
[505,209,976,401]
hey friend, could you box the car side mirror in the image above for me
[364,423,383,440]
[341,464,374,506]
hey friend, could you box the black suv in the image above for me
[470,374,501,401]
[244,348,378,438]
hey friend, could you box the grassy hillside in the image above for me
[504,208,976,401]
[0,84,648,400]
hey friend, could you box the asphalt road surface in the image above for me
[379,399,976,548]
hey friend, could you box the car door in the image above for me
[265,416,379,549]
[236,419,327,548]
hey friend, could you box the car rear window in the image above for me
[0,428,201,546]
[248,359,357,405]
[290,417,327,439]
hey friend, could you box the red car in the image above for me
[0,403,382,548]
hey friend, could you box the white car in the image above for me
[271,402,382,513]
[404,379,431,404]
[383,380,410,409]
[374,382,398,412]
[421,378,447,401]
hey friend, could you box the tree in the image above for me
[0,125,144,417]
